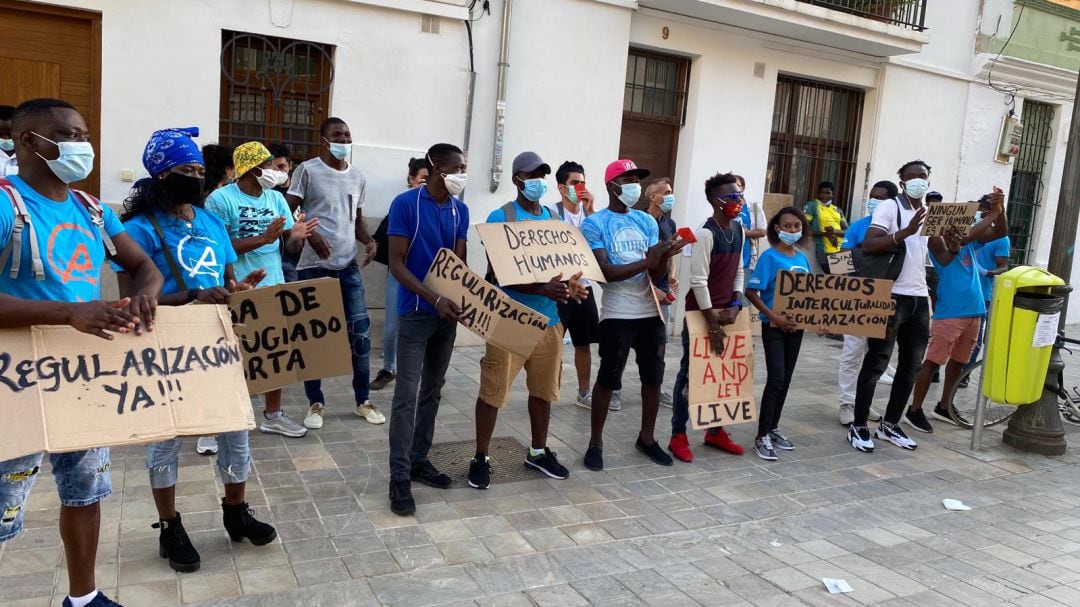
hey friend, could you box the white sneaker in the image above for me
[660,391,673,409]
[875,421,918,450]
[196,436,218,455]
[848,425,874,453]
[609,391,623,412]
[575,391,592,409]
[839,404,855,426]
[356,400,386,425]
[304,403,325,429]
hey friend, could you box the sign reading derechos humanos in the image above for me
[476,219,606,287]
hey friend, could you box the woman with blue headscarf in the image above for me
[115,127,277,574]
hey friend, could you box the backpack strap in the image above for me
[146,213,189,291]
[0,179,45,280]
[556,201,565,220]
[499,201,517,223]
[72,189,117,258]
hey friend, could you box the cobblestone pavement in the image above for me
[5,331,1080,607]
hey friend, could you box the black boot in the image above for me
[222,499,277,546]
[152,512,201,572]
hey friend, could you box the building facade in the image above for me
[1,0,1077,320]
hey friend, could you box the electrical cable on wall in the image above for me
[983,0,1073,104]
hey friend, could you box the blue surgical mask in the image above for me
[778,230,802,246]
[33,132,95,184]
[903,178,930,200]
[867,198,883,215]
[660,194,675,214]
[616,182,641,206]
[521,177,548,202]
[0,138,13,152]
[325,138,351,160]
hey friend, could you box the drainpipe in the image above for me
[489,0,512,193]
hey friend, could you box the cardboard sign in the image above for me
[772,271,896,338]
[920,202,980,237]
[686,309,757,429]
[424,248,549,358]
[229,278,352,395]
[749,306,762,336]
[0,306,255,461]
[763,193,795,222]
[828,250,856,275]
[476,219,606,287]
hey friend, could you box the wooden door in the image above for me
[0,1,101,194]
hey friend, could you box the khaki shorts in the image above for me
[479,323,564,408]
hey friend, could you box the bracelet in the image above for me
[434,296,444,308]
[892,232,900,244]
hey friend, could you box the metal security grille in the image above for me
[219,31,335,162]
[800,0,928,30]
[1007,101,1055,265]
[623,50,690,126]
[767,76,865,216]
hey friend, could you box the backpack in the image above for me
[0,177,117,280]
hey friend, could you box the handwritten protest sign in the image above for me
[0,306,254,461]
[920,202,980,237]
[424,248,549,358]
[772,271,896,338]
[686,309,756,429]
[763,193,794,222]
[476,219,605,287]
[828,250,856,275]
[230,279,351,395]
[749,306,762,336]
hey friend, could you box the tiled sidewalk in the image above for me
[5,333,1080,606]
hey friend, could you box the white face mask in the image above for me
[255,168,287,190]
[33,132,95,184]
[443,172,467,197]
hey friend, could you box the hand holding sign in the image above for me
[686,310,756,429]
[540,273,571,303]
[125,293,157,335]
[69,298,139,340]
[196,287,231,304]
[435,295,462,322]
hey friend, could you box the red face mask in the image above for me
[722,200,743,219]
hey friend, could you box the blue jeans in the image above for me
[388,312,457,481]
[147,431,251,488]
[298,263,371,405]
[0,449,112,542]
[383,272,400,372]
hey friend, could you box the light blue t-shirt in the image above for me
[205,183,294,287]
[747,247,812,324]
[117,208,238,295]
[581,207,659,320]
[487,201,560,327]
[0,176,124,303]
[975,236,1010,302]
[736,203,753,269]
[842,216,872,249]
[929,244,985,319]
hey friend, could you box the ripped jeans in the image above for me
[147,432,250,488]
[0,449,112,542]
[298,262,371,405]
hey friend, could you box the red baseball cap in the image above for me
[604,159,650,184]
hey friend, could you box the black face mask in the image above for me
[161,172,205,205]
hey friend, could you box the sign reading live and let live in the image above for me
[828,250,856,275]
[686,309,757,430]
[424,248,549,358]
[0,306,255,461]
[920,202,980,237]
[771,271,896,339]
[476,219,606,287]
[229,278,352,395]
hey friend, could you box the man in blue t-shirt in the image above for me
[385,143,470,516]
[467,152,586,490]
[0,98,164,607]
[580,159,685,472]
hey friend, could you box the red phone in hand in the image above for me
[574,183,587,200]
[676,227,697,243]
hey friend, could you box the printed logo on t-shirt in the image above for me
[238,205,277,239]
[178,235,222,279]
[46,222,99,290]
[608,226,648,264]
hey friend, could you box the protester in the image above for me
[206,141,316,439]
[848,160,933,453]
[733,174,767,271]
[468,152,584,489]
[0,98,164,607]
[116,127,278,573]
[200,143,234,199]
[553,161,602,410]
[0,105,16,176]
[967,195,1011,377]
[746,207,815,460]
[804,180,847,275]
[372,157,429,392]
[284,118,381,429]
[581,159,684,471]
[642,177,678,408]
[669,173,746,463]
[385,143,469,515]
[906,191,1006,432]
[836,181,896,426]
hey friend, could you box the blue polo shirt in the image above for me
[387,185,469,317]
[487,202,560,327]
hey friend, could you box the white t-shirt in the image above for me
[558,202,590,288]
[0,153,16,177]
[870,197,929,297]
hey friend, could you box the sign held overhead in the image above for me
[920,202,980,237]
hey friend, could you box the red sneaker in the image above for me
[668,433,693,462]
[704,428,744,455]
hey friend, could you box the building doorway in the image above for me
[0,0,102,194]
[1006,100,1055,265]
[766,75,864,216]
[619,49,690,183]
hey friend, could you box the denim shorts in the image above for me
[0,448,112,542]
[147,431,251,489]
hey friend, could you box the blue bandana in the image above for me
[143,127,203,177]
